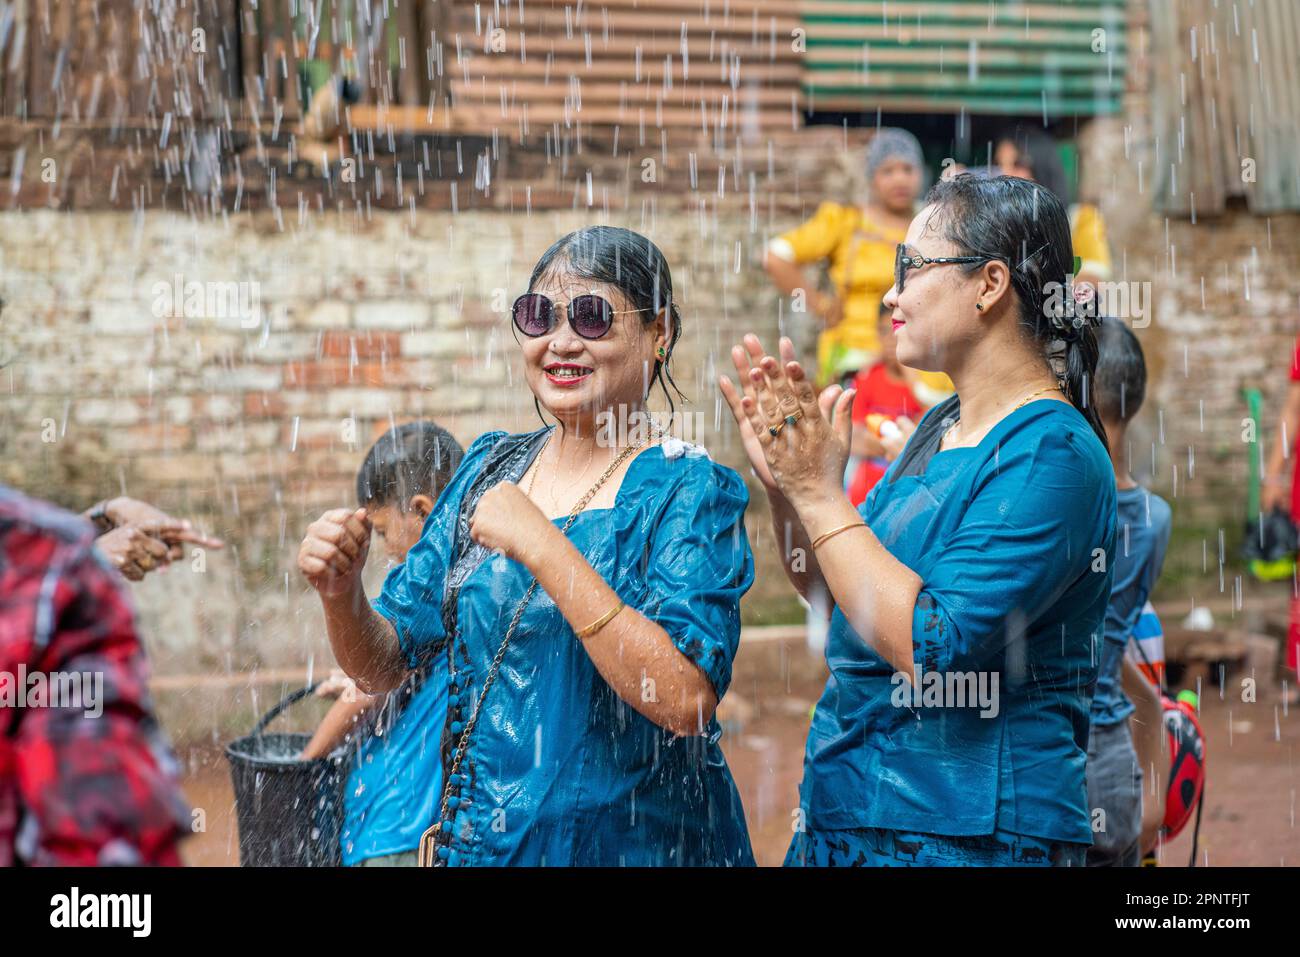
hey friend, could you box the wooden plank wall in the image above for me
[2,0,799,138]
[2,0,237,123]
[0,0,442,122]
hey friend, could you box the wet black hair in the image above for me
[356,421,464,509]
[1094,316,1147,424]
[523,225,687,424]
[922,173,1107,448]
[995,124,1070,206]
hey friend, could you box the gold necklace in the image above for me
[525,433,551,498]
[525,432,594,513]
[526,430,660,515]
[942,385,1063,449]
[1012,385,1064,410]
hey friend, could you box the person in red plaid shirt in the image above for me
[0,484,191,866]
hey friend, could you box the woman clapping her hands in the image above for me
[721,174,1117,867]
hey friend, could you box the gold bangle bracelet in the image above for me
[810,522,868,550]
[575,600,626,640]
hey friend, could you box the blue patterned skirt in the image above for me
[785,826,1087,867]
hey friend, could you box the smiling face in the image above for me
[518,261,666,427]
[881,203,993,373]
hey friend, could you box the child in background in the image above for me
[1126,600,1166,688]
[1125,599,1169,858]
[299,421,464,867]
[845,301,930,506]
[1088,318,1171,866]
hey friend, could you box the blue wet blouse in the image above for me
[339,666,446,865]
[373,426,756,866]
[797,397,1117,845]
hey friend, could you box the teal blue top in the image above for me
[797,397,1117,844]
[339,667,446,865]
[373,427,756,866]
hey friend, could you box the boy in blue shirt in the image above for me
[300,422,463,866]
[1088,318,1170,865]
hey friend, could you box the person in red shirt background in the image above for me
[0,484,191,865]
[842,301,940,505]
[1262,333,1300,705]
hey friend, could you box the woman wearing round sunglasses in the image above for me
[299,225,755,866]
[721,174,1117,866]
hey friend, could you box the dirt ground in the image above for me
[178,635,1300,867]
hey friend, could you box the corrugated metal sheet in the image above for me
[801,0,1127,115]
[443,0,804,137]
[1149,0,1300,215]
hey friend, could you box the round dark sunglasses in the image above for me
[511,293,652,339]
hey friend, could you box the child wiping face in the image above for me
[299,422,462,755]
[300,421,466,867]
[366,494,435,564]
[356,422,464,563]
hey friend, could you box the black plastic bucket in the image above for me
[225,684,345,867]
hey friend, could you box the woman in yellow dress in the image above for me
[763,129,952,404]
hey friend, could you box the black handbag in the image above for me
[1243,506,1298,563]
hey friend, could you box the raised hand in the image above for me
[470,481,554,566]
[719,343,780,492]
[719,334,854,507]
[298,507,373,598]
[95,525,174,581]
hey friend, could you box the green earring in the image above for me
[657,347,667,359]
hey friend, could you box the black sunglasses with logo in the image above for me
[894,243,1001,294]
[511,292,652,340]
[894,242,1055,294]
